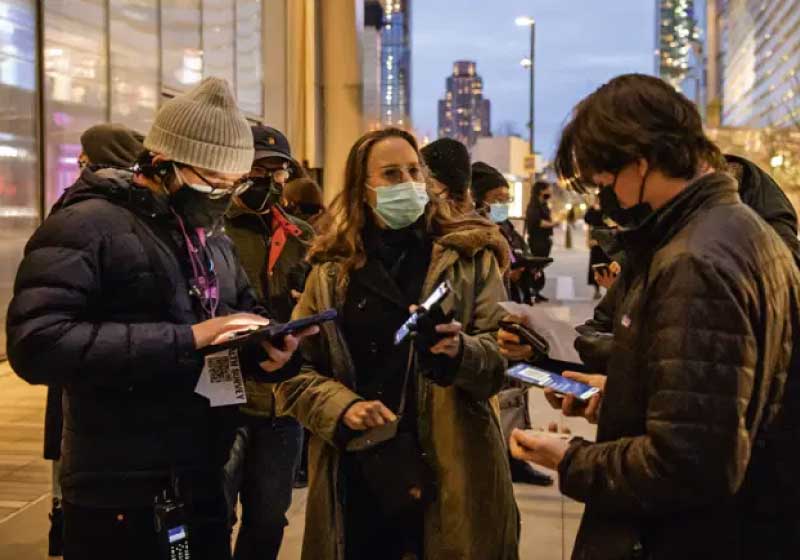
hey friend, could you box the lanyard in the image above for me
[267,206,304,276]
[174,211,219,318]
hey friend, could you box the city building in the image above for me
[472,136,529,217]
[655,0,703,105]
[0,0,368,357]
[702,0,800,205]
[363,1,384,129]
[437,60,491,147]
[711,0,800,129]
[380,0,412,126]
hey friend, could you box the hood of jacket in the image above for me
[49,167,170,219]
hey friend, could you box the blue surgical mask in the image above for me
[489,202,510,223]
[368,181,429,230]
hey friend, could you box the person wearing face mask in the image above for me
[470,161,554,488]
[283,177,327,232]
[6,78,315,560]
[471,161,543,307]
[222,125,315,560]
[508,73,800,559]
[524,181,561,302]
[274,128,519,560]
[420,137,475,214]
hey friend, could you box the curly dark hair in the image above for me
[554,74,724,185]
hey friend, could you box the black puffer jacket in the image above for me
[7,168,286,508]
[559,173,800,559]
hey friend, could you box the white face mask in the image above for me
[367,181,429,230]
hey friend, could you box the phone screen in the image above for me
[506,363,600,401]
[394,281,451,345]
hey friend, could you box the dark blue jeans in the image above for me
[223,415,303,560]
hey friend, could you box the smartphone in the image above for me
[498,320,550,357]
[591,263,610,275]
[207,309,337,351]
[506,363,600,401]
[394,281,452,345]
[511,255,554,271]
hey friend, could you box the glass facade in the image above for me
[236,0,262,116]
[109,0,159,131]
[0,0,264,357]
[380,0,411,126]
[0,0,39,357]
[43,0,108,209]
[722,0,800,127]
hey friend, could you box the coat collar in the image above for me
[349,216,426,310]
[618,171,739,269]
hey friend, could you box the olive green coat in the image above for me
[225,210,314,417]
[275,226,520,560]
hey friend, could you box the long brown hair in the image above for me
[308,128,492,284]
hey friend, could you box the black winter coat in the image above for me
[7,168,286,508]
[559,173,800,559]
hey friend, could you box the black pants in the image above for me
[222,416,303,560]
[62,499,230,560]
[342,455,424,560]
[529,236,553,294]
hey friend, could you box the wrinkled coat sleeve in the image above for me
[574,279,622,372]
[452,249,509,400]
[6,210,201,388]
[274,266,362,445]
[559,255,758,515]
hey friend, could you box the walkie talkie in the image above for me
[154,482,191,560]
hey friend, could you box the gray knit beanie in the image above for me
[144,77,254,175]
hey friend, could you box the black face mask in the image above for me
[289,203,322,217]
[598,173,652,228]
[237,176,281,213]
[542,193,552,201]
[170,187,232,230]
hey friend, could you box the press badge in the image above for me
[194,349,248,407]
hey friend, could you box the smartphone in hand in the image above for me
[507,363,600,401]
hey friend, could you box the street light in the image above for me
[516,16,536,166]
[771,154,785,168]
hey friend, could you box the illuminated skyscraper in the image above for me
[655,0,702,91]
[712,0,800,128]
[437,61,491,147]
[380,0,411,126]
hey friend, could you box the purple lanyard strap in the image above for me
[174,211,219,318]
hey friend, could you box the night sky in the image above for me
[412,0,657,161]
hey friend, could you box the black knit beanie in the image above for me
[421,138,471,200]
[80,123,145,168]
[470,161,508,205]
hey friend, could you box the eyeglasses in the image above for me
[369,164,426,184]
[250,163,292,185]
[175,164,253,199]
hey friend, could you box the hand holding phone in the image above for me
[541,370,605,424]
[506,363,600,401]
[498,319,550,361]
[395,281,452,346]
[207,309,337,352]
